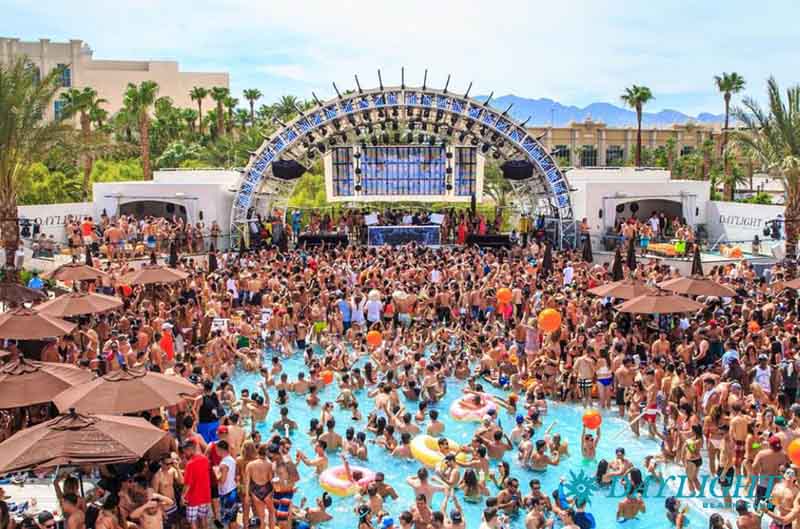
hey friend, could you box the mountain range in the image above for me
[475,95,725,128]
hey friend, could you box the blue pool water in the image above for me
[231,349,705,528]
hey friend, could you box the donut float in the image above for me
[410,435,471,468]
[319,465,376,496]
[450,393,497,421]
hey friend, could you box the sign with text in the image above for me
[706,201,785,243]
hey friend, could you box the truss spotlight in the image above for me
[302,139,311,149]
[436,110,444,121]
[458,131,467,143]
[355,167,362,175]
[481,143,490,153]
[316,143,327,153]
[308,150,317,159]
[392,120,399,131]
[362,110,371,122]
[492,151,501,159]
[466,119,476,130]
[333,120,342,130]
[470,137,479,146]
[446,151,453,159]
[382,132,390,143]
[319,127,328,136]
[446,166,453,175]
[479,126,487,136]
[491,132,499,141]
[354,183,362,191]
[408,121,416,130]
[417,133,426,144]
[371,135,378,145]
[423,108,430,118]
[450,115,459,126]
[446,182,453,191]
[433,124,441,134]
[394,132,401,143]
[354,152,361,159]
[328,137,336,147]
[446,126,454,136]
[391,107,398,118]
[367,125,374,134]
[347,115,357,126]
[378,109,385,119]
[428,135,436,146]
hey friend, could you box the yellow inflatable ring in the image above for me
[410,435,471,468]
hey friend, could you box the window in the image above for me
[54,99,65,120]
[25,61,40,83]
[331,147,353,196]
[606,145,624,166]
[580,145,598,167]
[680,145,694,156]
[552,145,570,161]
[455,147,477,196]
[56,63,71,87]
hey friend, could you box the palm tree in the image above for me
[0,57,68,278]
[190,86,209,136]
[274,95,300,121]
[60,87,104,200]
[88,96,109,130]
[714,72,746,200]
[123,80,159,180]
[243,88,262,125]
[182,108,198,135]
[734,77,800,260]
[235,109,250,131]
[210,87,230,138]
[620,85,654,166]
[224,96,238,135]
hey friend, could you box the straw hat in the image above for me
[368,289,381,301]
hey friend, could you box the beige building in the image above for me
[527,118,726,168]
[0,37,228,120]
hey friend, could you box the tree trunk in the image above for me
[140,114,152,180]
[1,193,20,282]
[786,173,800,273]
[80,111,92,202]
[197,101,204,136]
[635,108,642,167]
[249,101,255,126]
[216,102,224,138]
[722,95,732,201]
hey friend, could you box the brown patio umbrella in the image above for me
[119,264,189,286]
[0,358,94,409]
[0,410,167,473]
[616,292,704,314]
[0,307,76,340]
[587,279,656,300]
[54,366,200,414]
[0,282,47,305]
[657,277,737,298]
[35,292,123,318]
[778,277,800,290]
[43,262,110,282]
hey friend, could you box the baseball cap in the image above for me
[768,435,782,450]
[758,353,769,361]
[774,416,787,427]
[516,415,525,424]
[381,518,395,529]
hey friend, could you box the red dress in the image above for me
[457,222,467,245]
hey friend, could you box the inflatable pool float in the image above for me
[319,465,376,496]
[410,435,470,468]
[450,393,497,421]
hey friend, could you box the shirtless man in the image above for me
[616,493,645,522]
[751,436,788,508]
[151,456,183,529]
[61,494,86,529]
[406,467,446,506]
[573,351,596,408]
[614,358,636,418]
[764,468,800,529]
[130,492,175,529]
[529,440,560,471]
[729,402,750,476]
[734,500,762,529]
[245,445,276,529]
[318,420,343,452]
[580,426,600,460]
[296,440,329,474]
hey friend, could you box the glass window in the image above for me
[56,63,71,87]
[580,145,598,167]
[552,145,570,161]
[54,99,66,120]
[606,145,624,166]
[455,147,477,196]
[331,147,353,196]
[680,145,694,156]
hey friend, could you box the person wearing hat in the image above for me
[762,467,800,529]
[752,435,788,508]
[750,353,778,403]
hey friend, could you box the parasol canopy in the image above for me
[0,307,76,340]
[53,366,200,415]
[616,292,704,314]
[119,264,188,286]
[0,358,94,409]
[657,276,737,298]
[43,262,109,282]
[587,279,656,300]
[0,282,47,305]
[35,291,123,317]
[0,411,167,474]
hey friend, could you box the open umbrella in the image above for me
[0,282,47,306]
[0,358,94,409]
[168,241,178,268]
[611,246,624,281]
[0,307,76,340]
[43,262,109,282]
[587,279,655,300]
[626,237,637,272]
[36,292,123,318]
[581,237,593,263]
[616,292,704,314]
[0,410,167,473]
[657,277,736,298]
[119,265,189,286]
[690,245,704,277]
[54,366,200,415]
[540,242,553,279]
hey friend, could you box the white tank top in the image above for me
[754,365,772,393]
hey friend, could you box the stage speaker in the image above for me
[500,160,534,181]
[272,160,307,180]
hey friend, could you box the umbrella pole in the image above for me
[79,469,85,496]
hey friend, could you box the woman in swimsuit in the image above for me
[703,405,725,475]
[683,424,704,495]
[595,357,613,409]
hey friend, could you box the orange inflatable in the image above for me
[582,409,602,430]
[497,288,513,305]
[788,438,800,466]
[320,370,334,385]
[538,309,562,333]
[748,321,761,333]
[367,330,382,347]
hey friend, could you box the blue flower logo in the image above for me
[565,469,600,506]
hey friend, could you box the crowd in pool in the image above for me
[4,239,800,529]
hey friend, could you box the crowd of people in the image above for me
[3,228,800,529]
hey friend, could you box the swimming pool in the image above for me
[231,349,705,528]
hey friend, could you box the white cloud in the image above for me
[257,64,309,82]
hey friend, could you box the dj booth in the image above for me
[368,225,441,246]
[466,234,512,248]
[297,233,349,247]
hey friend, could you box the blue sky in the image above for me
[3,0,800,116]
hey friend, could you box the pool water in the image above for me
[230,348,705,528]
